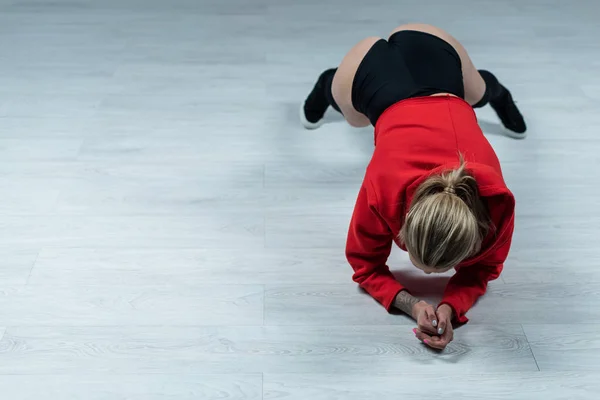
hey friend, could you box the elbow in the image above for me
[351,268,368,285]
[346,255,369,286]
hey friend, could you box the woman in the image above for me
[300,24,524,350]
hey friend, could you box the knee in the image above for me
[345,113,371,128]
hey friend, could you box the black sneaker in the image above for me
[300,69,335,129]
[490,90,527,139]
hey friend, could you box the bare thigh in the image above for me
[331,36,381,128]
[389,23,486,105]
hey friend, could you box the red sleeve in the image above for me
[345,181,405,311]
[439,215,515,324]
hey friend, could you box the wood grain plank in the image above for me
[1,93,102,118]
[502,248,600,284]
[78,134,277,163]
[0,182,61,215]
[78,126,372,163]
[54,178,360,217]
[264,372,600,400]
[510,216,600,251]
[109,64,267,101]
[264,161,365,188]
[54,183,265,215]
[523,325,600,372]
[0,160,265,187]
[0,214,264,248]
[0,325,537,374]
[263,186,358,212]
[78,114,271,139]
[29,247,350,285]
[265,273,501,326]
[0,249,39,286]
[0,138,83,161]
[262,271,460,326]
[96,93,268,120]
[265,211,349,249]
[0,284,263,326]
[0,117,94,138]
[465,282,600,324]
[0,374,261,400]
[264,284,410,326]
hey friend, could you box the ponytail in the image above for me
[399,155,492,270]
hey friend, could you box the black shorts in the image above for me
[351,30,465,126]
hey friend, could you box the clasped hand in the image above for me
[411,301,454,350]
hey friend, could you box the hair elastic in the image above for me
[443,187,456,194]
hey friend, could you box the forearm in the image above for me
[392,290,421,319]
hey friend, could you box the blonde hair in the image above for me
[399,157,492,270]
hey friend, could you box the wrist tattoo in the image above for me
[393,290,420,317]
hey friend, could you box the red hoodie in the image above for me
[346,95,515,324]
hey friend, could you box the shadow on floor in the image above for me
[478,119,508,137]
[391,269,452,301]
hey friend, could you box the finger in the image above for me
[427,341,447,350]
[425,307,438,328]
[418,319,438,335]
[441,326,454,344]
[430,328,453,350]
[425,336,448,350]
[415,329,447,350]
[418,307,438,334]
[415,329,448,350]
[437,317,446,335]
[413,328,432,343]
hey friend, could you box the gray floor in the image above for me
[1,0,600,398]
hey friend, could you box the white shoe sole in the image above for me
[503,128,527,140]
[299,103,324,130]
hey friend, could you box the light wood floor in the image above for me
[1,0,599,398]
